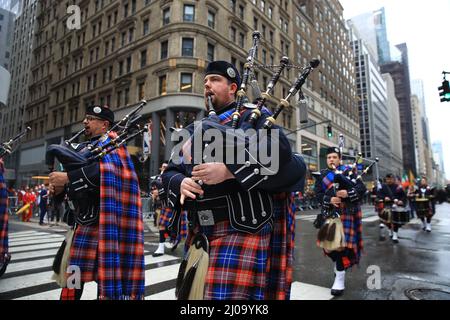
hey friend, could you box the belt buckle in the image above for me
[198,210,215,227]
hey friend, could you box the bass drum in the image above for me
[415,198,431,218]
[392,206,410,225]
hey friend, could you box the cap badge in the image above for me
[227,67,236,78]
[93,107,102,114]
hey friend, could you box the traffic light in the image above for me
[438,80,450,102]
[327,124,333,137]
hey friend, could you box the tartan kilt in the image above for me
[159,207,188,240]
[340,206,363,266]
[200,220,272,300]
[68,224,99,283]
[0,178,8,263]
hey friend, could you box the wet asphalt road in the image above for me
[5,202,450,300]
[294,202,450,300]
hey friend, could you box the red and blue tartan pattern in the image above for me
[0,168,9,264]
[339,205,363,266]
[264,193,296,300]
[68,136,145,300]
[203,220,272,300]
[159,207,188,241]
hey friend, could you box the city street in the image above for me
[1,202,449,300]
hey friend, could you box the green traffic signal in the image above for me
[439,80,450,102]
[327,124,333,137]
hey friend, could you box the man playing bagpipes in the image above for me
[313,147,366,297]
[0,158,10,277]
[151,162,187,257]
[162,60,307,300]
[48,105,145,300]
[415,177,435,232]
[376,173,407,243]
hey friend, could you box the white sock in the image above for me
[154,242,165,254]
[426,223,431,231]
[392,232,398,241]
[332,270,345,290]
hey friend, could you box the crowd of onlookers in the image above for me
[6,184,67,226]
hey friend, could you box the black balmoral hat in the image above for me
[326,146,341,157]
[205,61,241,87]
[86,105,115,124]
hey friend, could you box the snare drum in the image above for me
[415,198,431,218]
[391,206,410,225]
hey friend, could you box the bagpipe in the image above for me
[315,136,377,251]
[0,127,31,159]
[45,100,148,173]
[173,31,320,300]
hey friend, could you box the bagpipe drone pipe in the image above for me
[45,100,148,173]
[0,127,31,159]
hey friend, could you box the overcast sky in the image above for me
[339,0,450,179]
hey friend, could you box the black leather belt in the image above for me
[183,197,230,226]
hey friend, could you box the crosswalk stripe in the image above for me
[11,249,59,261]
[9,242,62,253]
[362,216,380,223]
[9,234,64,243]
[9,238,65,247]
[7,258,56,274]
[9,231,41,238]
[290,282,333,300]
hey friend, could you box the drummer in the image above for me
[415,177,434,232]
[376,174,407,243]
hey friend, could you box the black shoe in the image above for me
[331,289,344,296]
[170,240,180,252]
[152,252,164,257]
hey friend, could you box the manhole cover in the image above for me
[405,288,450,300]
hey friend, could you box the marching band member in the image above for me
[152,162,187,257]
[49,105,145,300]
[162,61,306,300]
[314,147,366,296]
[376,173,407,243]
[0,158,10,277]
[415,177,434,232]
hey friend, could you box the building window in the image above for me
[183,4,195,22]
[159,75,167,95]
[141,49,147,68]
[143,19,149,35]
[207,11,215,29]
[163,8,170,25]
[181,38,194,57]
[138,82,145,100]
[180,73,193,92]
[230,27,236,42]
[161,40,168,60]
[126,56,132,73]
[239,32,245,48]
[207,43,215,62]
[124,87,130,105]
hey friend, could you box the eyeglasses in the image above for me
[84,115,104,122]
